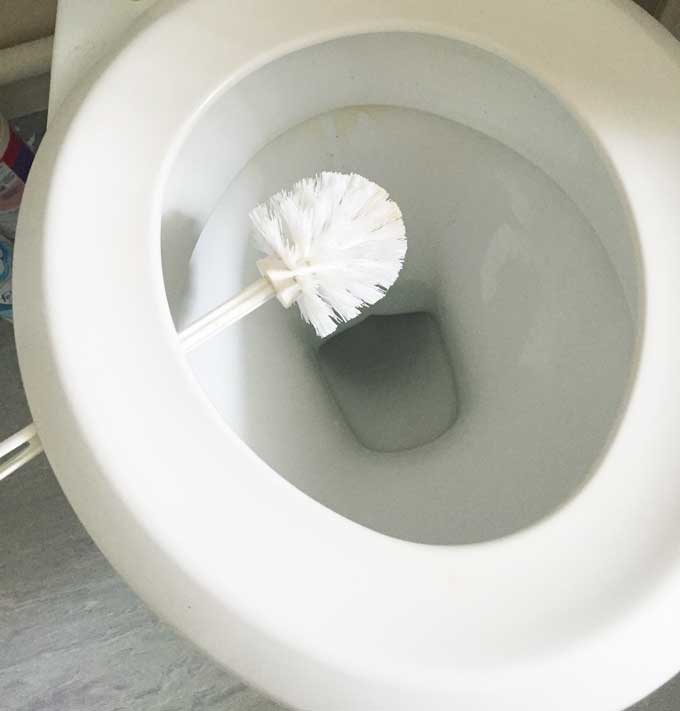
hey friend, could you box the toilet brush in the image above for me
[179,171,407,350]
[1,171,406,479]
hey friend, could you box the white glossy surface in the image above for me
[181,88,634,543]
[49,0,157,117]
[13,1,680,709]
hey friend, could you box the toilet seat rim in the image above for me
[13,0,680,708]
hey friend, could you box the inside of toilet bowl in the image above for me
[160,32,640,545]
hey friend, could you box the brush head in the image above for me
[249,171,407,338]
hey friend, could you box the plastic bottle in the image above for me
[0,113,35,321]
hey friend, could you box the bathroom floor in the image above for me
[0,315,677,711]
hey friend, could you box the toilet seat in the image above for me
[13,1,680,709]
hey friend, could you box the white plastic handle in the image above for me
[1,277,277,481]
[179,276,275,352]
[0,422,43,482]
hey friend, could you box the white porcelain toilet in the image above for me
[11,0,680,708]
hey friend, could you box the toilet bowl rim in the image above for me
[13,0,680,708]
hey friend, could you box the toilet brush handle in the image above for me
[0,422,43,482]
[178,276,276,353]
[0,279,276,483]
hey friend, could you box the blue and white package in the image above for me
[0,233,12,321]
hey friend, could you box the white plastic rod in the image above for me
[0,422,43,482]
[0,277,277,483]
[179,276,276,352]
[0,36,54,86]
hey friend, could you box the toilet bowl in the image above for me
[12,0,680,709]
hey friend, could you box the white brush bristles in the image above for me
[249,172,407,338]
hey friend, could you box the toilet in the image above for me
[12,0,680,709]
